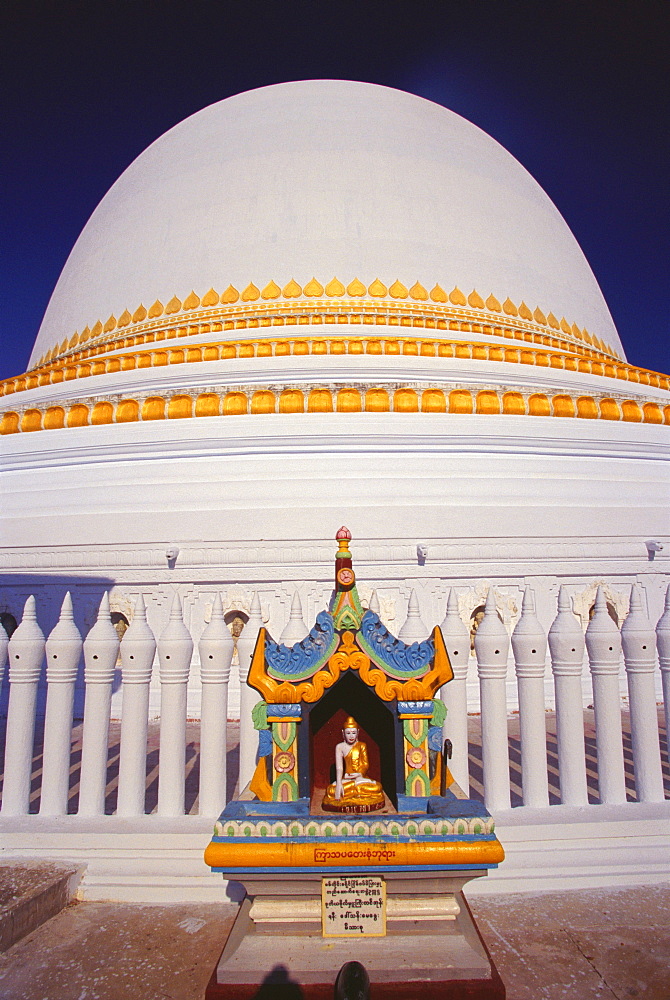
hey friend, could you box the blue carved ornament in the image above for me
[358,611,435,678]
[265,611,338,681]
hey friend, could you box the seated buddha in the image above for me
[322,717,385,813]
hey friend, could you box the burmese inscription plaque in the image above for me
[321,876,386,937]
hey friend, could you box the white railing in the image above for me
[1,582,668,820]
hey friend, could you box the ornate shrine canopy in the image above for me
[248,527,453,705]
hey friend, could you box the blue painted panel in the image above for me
[266,703,303,719]
[427,726,443,751]
[398,700,434,714]
[257,729,273,757]
[221,799,311,819]
[427,796,493,818]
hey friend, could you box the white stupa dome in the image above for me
[31,80,622,365]
[2,78,668,722]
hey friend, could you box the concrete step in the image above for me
[0,862,83,951]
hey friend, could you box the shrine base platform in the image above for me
[206,872,505,999]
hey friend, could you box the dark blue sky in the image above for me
[2,1,668,380]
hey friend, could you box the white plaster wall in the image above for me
[3,413,668,547]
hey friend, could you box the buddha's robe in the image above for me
[322,741,385,812]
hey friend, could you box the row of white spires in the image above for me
[1,583,668,821]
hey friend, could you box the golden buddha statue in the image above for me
[322,717,385,813]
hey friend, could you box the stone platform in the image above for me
[206,881,504,999]
[0,861,82,952]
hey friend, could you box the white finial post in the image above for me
[439,589,471,793]
[656,584,670,743]
[548,586,588,805]
[236,593,264,793]
[398,590,428,642]
[474,588,511,811]
[368,590,381,615]
[621,585,664,802]
[280,591,308,645]
[40,592,83,815]
[79,593,120,815]
[511,586,549,807]
[585,586,626,804]
[117,595,156,816]
[198,594,234,816]
[1,596,45,815]
[157,593,193,816]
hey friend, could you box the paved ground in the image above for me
[0,899,238,1000]
[469,883,670,1000]
[0,884,668,999]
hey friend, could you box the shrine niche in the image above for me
[309,679,396,812]
[243,526,454,810]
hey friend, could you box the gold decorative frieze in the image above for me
[2,381,668,437]
[31,276,624,375]
[242,282,260,302]
[368,278,387,297]
[5,333,667,402]
[303,277,324,296]
[41,308,609,373]
[389,279,408,299]
[325,277,345,296]
[261,279,281,300]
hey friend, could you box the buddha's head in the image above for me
[342,716,359,744]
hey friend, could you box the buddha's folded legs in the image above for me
[322,777,384,807]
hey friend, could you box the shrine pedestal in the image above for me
[205,530,506,996]
[206,870,505,999]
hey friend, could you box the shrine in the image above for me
[205,528,505,997]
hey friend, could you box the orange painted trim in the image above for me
[2,389,669,435]
[8,333,666,402]
[16,330,645,401]
[203,836,505,870]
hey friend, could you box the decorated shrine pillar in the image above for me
[268,704,302,801]
[398,701,433,797]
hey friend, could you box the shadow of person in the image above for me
[252,963,304,999]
